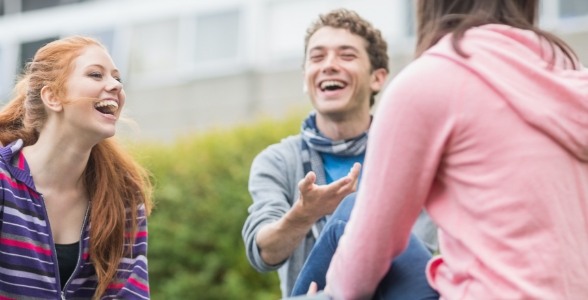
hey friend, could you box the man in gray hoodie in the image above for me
[242,8,437,297]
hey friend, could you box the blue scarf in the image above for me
[300,111,369,183]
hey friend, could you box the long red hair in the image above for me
[0,36,153,298]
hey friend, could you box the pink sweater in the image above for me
[326,24,588,299]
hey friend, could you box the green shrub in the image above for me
[130,113,305,299]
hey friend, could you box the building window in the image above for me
[2,0,18,15]
[0,46,6,102]
[80,30,115,52]
[21,0,60,12]
[84,29,123,66]
[21,0,89,12]
[266,0,331,62]
[130,19,179,75]
[194,9,240,63]
[19,37,58,73]
[559,0,588,18]
[406,0,415,36]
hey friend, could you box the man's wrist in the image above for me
[286,200,319,229]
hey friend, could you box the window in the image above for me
[81,29,124,70]
[266,0,331,61]
[559,0,588,18]
[406,0,415,36]
[194,9,240,63]
[21,0,60,12]
[0,46,6,102]
[81,30,115,52]
[130,19,179,75]
[2,0,18,15]
[19,37,58,73]
[21,0,88,12]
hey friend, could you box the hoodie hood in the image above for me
[428,24,588,161]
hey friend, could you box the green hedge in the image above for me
[130,113,305,299]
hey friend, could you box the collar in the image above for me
[0,139,36,189]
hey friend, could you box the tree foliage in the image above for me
[130,113,303,299]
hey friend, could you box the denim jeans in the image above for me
[290,193,439,300]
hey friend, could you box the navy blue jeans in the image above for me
[290,193,439,299]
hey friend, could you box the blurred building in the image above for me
[0,0,587,142]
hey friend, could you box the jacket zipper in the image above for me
[40,193,90,300]
[39,194,63,300]
[61,204,90,300]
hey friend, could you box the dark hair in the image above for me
[304,8,389,106]
[415,0,578,68]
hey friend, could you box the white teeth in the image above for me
[94,100,118,109]
[320,80,345,90]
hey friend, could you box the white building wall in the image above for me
[0,0,587,142]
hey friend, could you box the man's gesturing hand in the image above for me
[296,162,361,221]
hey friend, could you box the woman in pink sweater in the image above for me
[324,1,588,299]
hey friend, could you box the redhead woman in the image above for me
[0,36,152,299]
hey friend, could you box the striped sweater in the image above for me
[0,140,150,299]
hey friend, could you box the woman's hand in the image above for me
[307,281,318,295]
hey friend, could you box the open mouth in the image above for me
[319,80,346,92]
[94,100,118,115]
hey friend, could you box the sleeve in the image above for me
[110,204,150,300]
[241,144,297,271]
[326,54,464,299]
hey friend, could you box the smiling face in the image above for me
[57,45,125,141]
[304,27,386,121]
